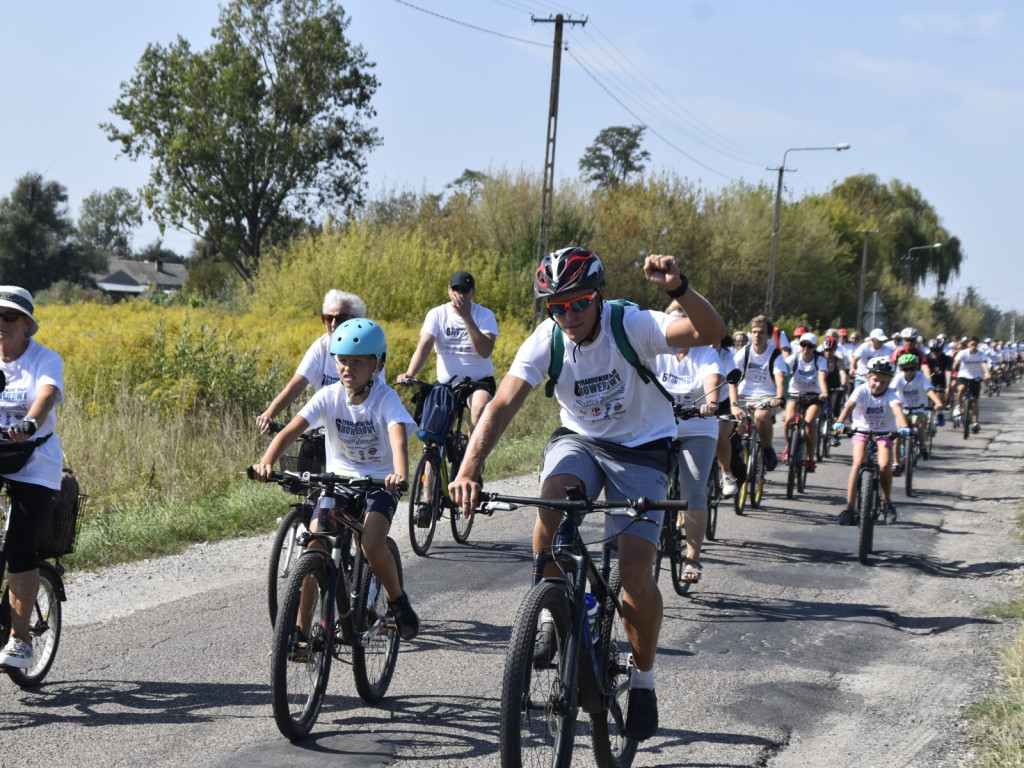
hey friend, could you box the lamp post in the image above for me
[856,228,878,332]
[765,143,851,317]
[904,242,943,290]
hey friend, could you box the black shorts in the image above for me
[4,480,60,573]
[957,378,982,398]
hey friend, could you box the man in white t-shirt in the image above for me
[398,271,499,428]
[851,328,894,385]
[448,247,726,743]
[727,314,789,471]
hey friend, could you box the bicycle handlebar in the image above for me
[247,466,409,494]
[477,489,688,517]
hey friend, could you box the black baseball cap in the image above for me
[450,271,475,290]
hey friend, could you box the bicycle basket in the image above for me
[36,468,86,558]
[279,432,327,474]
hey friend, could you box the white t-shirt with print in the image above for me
[954,349,988,379]
[734,346,788,398]
[422,303,499,382]
[295,334,340,391]
[847,384,902,432]
[853,341,895,376]
[654,346,723,439]
[507,306,677,446]
[298,381,416,482]
[891,370,934,410]
[0,339,64,490]
[785,351,827,395]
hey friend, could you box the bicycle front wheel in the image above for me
[269,553,333,740]
[734,440,749,515]
[796,433,807,495]
[905,438,915,497]
[750,443,765,509]
[267,504,310,627]
[409,452,441,556]
[450,504,474,544]
[856,470,876,565]
[590,562,637,768]
[499,580,574,768]
[705,459,720,541]
[4,566,62,688]
[963,396,972,440]
[785,427,799,500]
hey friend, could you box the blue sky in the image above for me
[2,1,1021,316]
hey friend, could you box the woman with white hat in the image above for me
[0,286,64,671]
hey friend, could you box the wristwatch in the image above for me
[22,417,37,436]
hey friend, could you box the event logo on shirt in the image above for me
[574,369,623,398]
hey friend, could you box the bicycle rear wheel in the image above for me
[449,434,475,544]
[705,459,720,541]
[499,580,574,768]
[409,452,441,556]
[352,537,402,702]
[269,553,333,740]
[590,562,636,768]
[268,504,310,627]
[856,470,875,565]
[3,565,62,688]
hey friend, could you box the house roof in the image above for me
[92,259,188,293]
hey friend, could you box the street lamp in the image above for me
[904,242,943,290]
[764,143,851,317]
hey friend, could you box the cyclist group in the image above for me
[6,248,1019,756]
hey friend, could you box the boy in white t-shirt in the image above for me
[891,353,944,463]
[253,319,420,642]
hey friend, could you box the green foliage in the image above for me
[579,125,651,189]
[77,186,143,258]
[0,173,105,292]
[103,0,380,281]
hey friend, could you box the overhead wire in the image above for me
[390,0,755,179]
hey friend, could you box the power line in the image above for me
[564,48,734,180]
[390,0,547,47]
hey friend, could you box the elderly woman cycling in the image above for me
[0,287,65,670]
[256,289,367,434]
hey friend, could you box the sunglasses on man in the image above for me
[546,292,597,316]
[322,312,353,326]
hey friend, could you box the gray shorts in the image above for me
[675,435,716,511]
[540,429,673,547]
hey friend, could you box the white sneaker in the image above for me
[721,473,738,498]
[0,636,34,669]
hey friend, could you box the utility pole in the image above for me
[855,229,877,333]
[531,12,586,326]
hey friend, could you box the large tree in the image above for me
[78,186,143,259]
[0,173,104,292]
[578,125,651,189]
[103,0,380,282]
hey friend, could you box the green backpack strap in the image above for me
[545,301,673,404]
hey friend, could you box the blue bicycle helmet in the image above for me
[330,318,387,361]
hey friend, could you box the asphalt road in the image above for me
[3,388,1023,768]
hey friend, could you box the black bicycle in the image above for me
[264,424,327,627]
[479,486,686,768]
[839,428,898,565]
[401,376,481,556]
[784,393,822,499]
[251,469,407,740]
[896,407,927,498]
[0,474,81,688]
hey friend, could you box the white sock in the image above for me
[630,666,655,690]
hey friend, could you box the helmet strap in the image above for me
[346,378,374,405]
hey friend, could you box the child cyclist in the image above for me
[832,356,910,526]
[891,352,944,464]
[251,318,420,640]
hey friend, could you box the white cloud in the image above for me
[900,12,1005,38]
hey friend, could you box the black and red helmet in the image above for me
[534,247,606,299]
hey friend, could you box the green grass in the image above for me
[963,507,1024,766]
[58,383,560,572]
